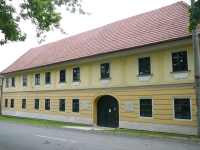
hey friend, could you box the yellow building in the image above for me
[0,2,198,135]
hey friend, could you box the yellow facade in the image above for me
[1,42,198,135]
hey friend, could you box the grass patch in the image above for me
[44,140,50,144]
[0,115,86,127]
[97,129,199,140]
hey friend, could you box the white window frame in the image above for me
[10,98,15,109]
[59,69,66,82]
[44,98,51,111]
[21,98,26,110]
[137,55,152,75]
[72,98,80,114]
[45,71,51,84]
[4,98,8,108]
[138,97,154,119]
[11,77,15,87]
[59,98,66,113]
[100,62,111,79]
[23,75,28,86]
[72,67,81,81]
[35,73,40,85]
[34,98,40,111]
[170,49,190,72]
[172,97,192,121]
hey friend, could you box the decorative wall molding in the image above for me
[72,81,81,87]
[100,78,111,86]
[45,84,51,88]
[59,82,66,88]
[171,71,191,81]
[35,85,40,89]
[137,75,152,83]
[11,87,15,90]
[23,86,27,90]
[5,87,9,91]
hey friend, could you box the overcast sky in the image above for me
[0,0,190,73]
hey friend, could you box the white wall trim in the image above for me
[2,110,93,125]
[119,120,197,135]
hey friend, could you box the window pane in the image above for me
[101,63,110,78]
[72,99,79,113]
[140,99,152,117]
[172,51,188,72]
[35,99,39,110]
[139,57,151,75]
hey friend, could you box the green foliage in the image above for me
[0,115,86,127]
[45,140,50,144]
[0,0,89,45]
[188,0,200,33]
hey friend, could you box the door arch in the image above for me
[97,95,119,128]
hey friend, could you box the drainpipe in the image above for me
[191,0,200,138]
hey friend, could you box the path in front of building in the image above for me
[0,121,199,150]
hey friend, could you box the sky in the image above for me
[0,0,190,73]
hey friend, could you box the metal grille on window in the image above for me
[101,63,110,78]
[72,99,79,113]
[45,72,51,84]
[60,70,66,82]
[140,99,152,117]
[23,75,27,86]
[59,99,65,112]
[22,99,26,109]
[45,99,50,110]
[10,99,14,108]
[139,57,151,75]
[73,68,80,81]
[12,77,15,86]
[6,78,9,87]
[172,51,188,72]
[5,99,8,108]
[35,99,39,110]
[174,98,191,119]
[35,74,40,84]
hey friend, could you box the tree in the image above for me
[0,0,89,45]
[188,0,200,33]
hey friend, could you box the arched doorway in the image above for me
[97,95,119,128]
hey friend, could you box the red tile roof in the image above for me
[1,1,193,74]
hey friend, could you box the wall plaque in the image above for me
[125,102,134,111]
[82,102,89,109]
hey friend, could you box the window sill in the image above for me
[99,78,111,86]
[23,85,27,90]
[139,116,153,119]
[170,70,191,81]
[59,81,66,83]
[137,74,153,83]
[35,84,40,89]
[72,80,81,87]
[72,112,80,114]
[173,118,192,121]
[45,83,51,88]
[5,87,9,91]
[11,87,15,90]
[59,82,66,87]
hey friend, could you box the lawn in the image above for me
[0,115,86,127]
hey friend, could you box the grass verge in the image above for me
[0,115,86,127]
[97,129,199,140]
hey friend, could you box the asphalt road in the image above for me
[0,121,199,150]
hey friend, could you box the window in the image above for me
[22,99,26,109]
[139,98,153,117]
[35,73,40,84]
[60,70,66,82]
[10,99,14,108]
[101,63,110,78]
[12,77,15,86]
[35,99,40,110]
[23,75,27,86]
[6,78,9,87]
[5,99,8,108]
[45,72,51,84]
[172,51,188,72]
[174,98,191,120]
[72,99,79,113]
[59,99,65,112]
[45,99,50,111]
[73,67,80,81]
[138,57,151,75]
